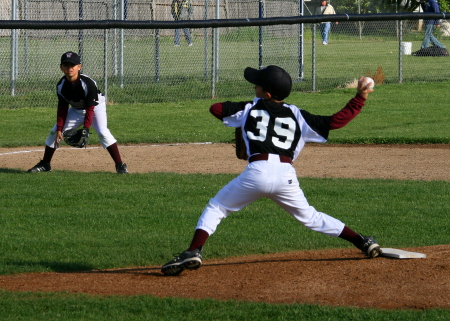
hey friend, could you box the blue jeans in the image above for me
[320,22,331,44]
[421,24,445,48]
[174,28,192,45]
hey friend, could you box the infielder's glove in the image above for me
[233,127,248,160]
[63,127,90,148]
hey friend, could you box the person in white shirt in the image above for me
[315,0,338,45]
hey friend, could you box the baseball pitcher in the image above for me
[162,65,380,276]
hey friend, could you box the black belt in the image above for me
[248,153,292,164]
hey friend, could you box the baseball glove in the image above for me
[233,127,248,160]
[63,127,90,148]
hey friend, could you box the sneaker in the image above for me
[116,162,128,174]
[161,248,202,276]
[357,234,382,258]
[27,160,51,173]
[322,41,328,45]
[188,42,193,47]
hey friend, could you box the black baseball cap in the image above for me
[61,51,81,65]
[244,65,292,100]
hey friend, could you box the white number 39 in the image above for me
[247,109,296,150]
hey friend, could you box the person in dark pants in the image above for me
[171,0,193,46]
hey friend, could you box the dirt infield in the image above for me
[1,143,449,180]
[0,143,449,310]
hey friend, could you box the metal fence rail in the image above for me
[1,8,450,105]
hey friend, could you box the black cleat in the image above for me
[28,160,51,173]
[116,162,128,174]
[161,248,203,276]
[357,234,382,258]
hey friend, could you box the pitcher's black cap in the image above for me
[61,52,81,65]
[244,65,292,100]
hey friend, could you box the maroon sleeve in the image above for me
[83,105,95,129]
[329,94,366,130]
[209,103,224,120]
[56,104,69,131]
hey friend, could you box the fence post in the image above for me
[120,0,125,88]
[259,0,263,69]
[113,0,119,77]
[104,29,108,100]
[155,29,161,82]
[78,0,84,60]
[398,20,403,84]
[10,0,18,96]
[312,23,316,92]
[204,0,209,80]
[298,0,304,81]
[211,0,220,98]
[24,0,29,75]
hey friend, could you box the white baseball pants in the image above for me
[196,155,345,237]
[45,95,117,149]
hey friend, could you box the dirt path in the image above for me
[1,143,449,310]
[1,143,449,181]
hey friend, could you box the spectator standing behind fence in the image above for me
[420,0,446,49]
[171,0,193,46]
[315,0,338,45]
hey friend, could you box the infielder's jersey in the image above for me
[56,74,101,110]
[221,98,331,161]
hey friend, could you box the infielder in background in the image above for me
[162,65,381,276]
[28,51,128,174]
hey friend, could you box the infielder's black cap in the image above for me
[244,65,292,100]
[61,51,81,65]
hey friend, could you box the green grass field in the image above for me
[1,81,449,147]
[0,82,449,319]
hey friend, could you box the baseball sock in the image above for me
[188,229,209,251]
[338,226,364,247]
[106,143,123,164]
[42,145,56,163]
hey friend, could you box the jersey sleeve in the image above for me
[299,109,331,140]
[220,100,253,127]
[209,103,224,120]
[329,94,365,130]
[82,76,100,108]
[56,104,69,131]
[222,101,251,117]
[83,106,95,128]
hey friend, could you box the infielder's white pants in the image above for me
[196,157,345,237]
[45,95,117,149]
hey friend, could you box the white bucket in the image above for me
[401,42,412,55]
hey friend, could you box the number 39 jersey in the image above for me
[222,98,332,161]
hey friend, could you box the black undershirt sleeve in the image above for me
[300,110,331,140]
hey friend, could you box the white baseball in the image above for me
[362,77,375,89]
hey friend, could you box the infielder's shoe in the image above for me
[161,248,202,276]
[27,160,51,173]
[357,234,382,258]
[116,162,128,174]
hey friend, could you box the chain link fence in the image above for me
[1,0,450,107]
